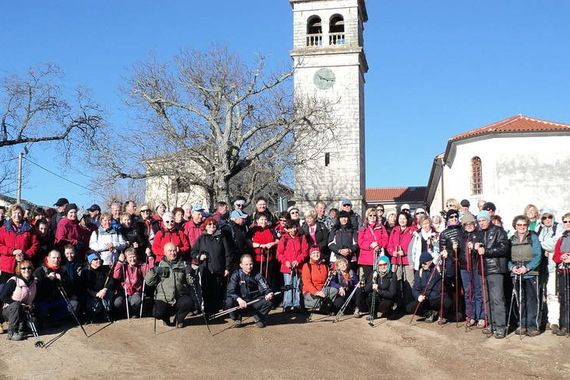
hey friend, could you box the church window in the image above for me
[329,14,345,45]
[471,157,482,195]
[306,16,322,46]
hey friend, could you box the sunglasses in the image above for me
[448,215,458,219]
[368,214,378,218]
[416,212,425,215]
[516,223,528,227]
[542,215,553,220]
[141,209,150,213]
[485,208,494,212]
[20,267,32,270]
[164,220,174,224]
[376,209,384,212]
[563,220,570,224]
[290,211,299,214]
[235,203,245,207]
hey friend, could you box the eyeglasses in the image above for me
[542,215,553,220]
[164,220,174,224]
[206,222,216,226]
[448,215,458,220]
[368,214,378,218]
[516,223,528,227]
[290,211,299,214]
[141,210,150,213]
[20,267,32,271]
[376,209,384,212]
[563,220,570,224]
[279,219,287,222]
[484,208,494,212]
[235,203,245,207]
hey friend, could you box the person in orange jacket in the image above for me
[302,247,337,312]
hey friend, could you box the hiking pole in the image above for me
[190,270,211,334]
[24,309,44,348]
[333,285,358,323]
[208,287,289,321]
[57,283,89,337]
[453,241,460,328]
[140,262,146,318]
[518,265,523,341]
[506,276,516,334]
[565,264,569,338]
[121,264,130,320]
[410,257,441,324]
[479,253,490,329]
[439,256,447,325]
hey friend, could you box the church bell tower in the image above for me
[290,0,368,214]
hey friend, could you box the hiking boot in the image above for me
[9,330,23,341]
[353,307,361,317]
[482,327,494,335]
[437,317,447,325]
[494,328,506,339]
[514,327,527,336]
[526,329,540,337]
[365,314,376,321]
[555,327,567,336]
[233,319,243,328]
[425,311,438,323]
[465,319,476,328]
[550,324,560,335]
[255,320,266,328]
[176,322,184,329]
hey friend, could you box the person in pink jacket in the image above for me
[387,211,416,309]
[112,247,155,318]
[276,220,309,311]
[358,208,389,280]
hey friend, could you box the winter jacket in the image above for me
[183,220,203,246]
[480,224,510,275]
[328,224,358,263]
[357,223,389,266]
[62,260,83,297]
[0,275,37,305]
[460,229,484,272]
[191,231,232,275]
[412,264,443,301]
[152,227,190,263]
[226,269,270,302]
[250,225,277,263]
[33,264,69,302]
[409,229,440,271]
[330,269,359,290]
[113,257,155,296]
[301,221,329,255]
[301,259,330,295]
[364,270,397,300]
[538,222,563,253]
[0,220,39,274]
[276,233,309,274]
[120,225,149,259]
[386,226,415,266]
[225,221,250,260]
[508,232,542,279]
[55,218,84,250]
[144,258,193,305]
[80,266,114,296]
[552,232,570,273]
[89,227,128,266]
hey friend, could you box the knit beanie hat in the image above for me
[477,210,491,222]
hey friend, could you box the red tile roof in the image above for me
[366,187,426,202]
[450,115,570,142]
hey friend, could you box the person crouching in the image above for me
[362,255,397,321]
[302,248,337,313]
[225,254,274,328]
[113,247,155,318]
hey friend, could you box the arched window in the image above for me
[306,16,322,46]
[471,157,482,195]
[329,14,345,45]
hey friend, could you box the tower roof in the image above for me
[450,114,570,142]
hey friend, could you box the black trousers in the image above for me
[1,302,25,331]
[225,297,272,322]
[558,271,570,330]
[153,295,195,323]
[202,271,225,314]
[406,295,452,316]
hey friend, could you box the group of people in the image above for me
[0,195,569,343]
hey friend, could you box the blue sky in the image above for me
[1,1,569,209]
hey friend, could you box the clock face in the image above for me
[313,68,336,90]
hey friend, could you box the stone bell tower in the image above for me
[290,0,368,214]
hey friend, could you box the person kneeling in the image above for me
[363,256,397,321]
[145,243,196,328]
[302,248,337,313]
[406,252,450,323]
[225,254,273,328]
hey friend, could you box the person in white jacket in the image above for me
[89,212,127,266]
[409,216,440,271]
[537,208,563,334]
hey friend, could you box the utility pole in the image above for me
[17,151,23,204]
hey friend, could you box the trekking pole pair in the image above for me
[564,264,569,338]
[410,256,442,325]
[507,265,523,340]
[24,308,44,348]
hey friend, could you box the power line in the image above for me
[23,157,105,197]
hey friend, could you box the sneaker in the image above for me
[465,319,476,327]
[233,319,243,328]
[9,331,23,341]
[437,317,447,325]
[515,327,527,336]
[176,322,184,329]
[494,328,506,339]
[353,307,361,317]
[526,329,540,337]
[254,321,266,328]
[477,320,487,329]
[425,311,438,323]
[550,324,560,335]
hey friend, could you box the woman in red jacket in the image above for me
[387,211,416,309]
[54,204,84,253]
[152,212,191,262]
[276,220,308,311]
[0,205,39,284]
[250,214,278,280]
[358,208,389,280]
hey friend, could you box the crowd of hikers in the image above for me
[1,195,569,343]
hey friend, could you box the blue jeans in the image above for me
[461,270,484,321]
[283,272,300,308]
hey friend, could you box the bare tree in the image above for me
[92,47,335,206]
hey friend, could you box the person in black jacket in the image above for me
[81,252,114,321]
[225,254,273,328]
[356,255,397,320]
[328,211,358,265]
[439,209,464,322]
[301,210,329,261]
[192,217,233,315]
[119,212,149,261]
[476,210,511,339]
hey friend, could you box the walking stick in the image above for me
[518,269,523,341]
[121,264,130,320]
[479,253,490,329]
[57,283,89,337]
[507,276,516,333]
[410,257,441,325]
[368,251,379,326]
[140,261,147,318]
[333,285,358,323]
[264,248,270,280]
[453,242,460,327]
[191,269,211,334]
[24,309,45,348]
[208,287,290,321]
[565,265,569,338]
[439,256,447,325]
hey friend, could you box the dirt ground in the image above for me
[1,311,569,380]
